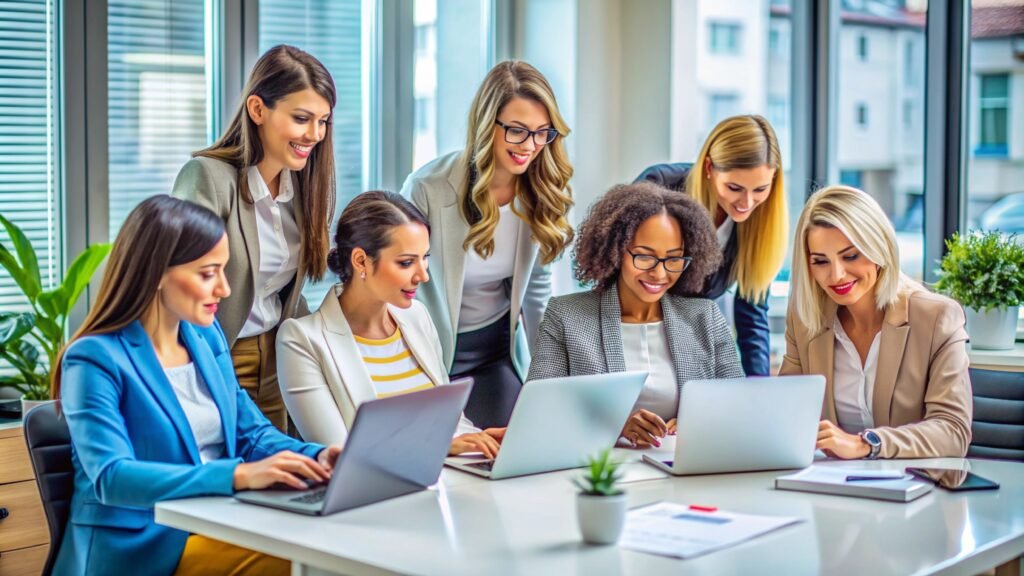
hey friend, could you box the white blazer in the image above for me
[400,151,552,380]
[276,284,479,445]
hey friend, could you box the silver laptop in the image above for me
[445,371,647,480]
[236,379,471,515]
[643,375,825,475]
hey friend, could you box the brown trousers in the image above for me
[230,327,287,432]
[174,535,289,575]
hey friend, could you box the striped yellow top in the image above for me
[354,327,435,398]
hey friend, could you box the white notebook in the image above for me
[775,466,934,502]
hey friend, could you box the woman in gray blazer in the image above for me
[400,61,574,429]
[528,182,744,448]
[172,45,337,431]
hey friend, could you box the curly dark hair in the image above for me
[573,181,722,296]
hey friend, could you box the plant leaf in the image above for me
[37,287,64,320]
[60,243,112,317]
[0,312,35,345]
[0,214,41,300]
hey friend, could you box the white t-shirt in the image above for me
[832,317,881,433]
[238,166,301,338]
[458,203,520,333]
[164,362,226,464]
[621,321,678,421]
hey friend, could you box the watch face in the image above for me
[865,430,881,446]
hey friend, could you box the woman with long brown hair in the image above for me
[400,60,574,428]
[53,195,340,576]
[172,44,336,430]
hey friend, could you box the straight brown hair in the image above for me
[195,44,337,281]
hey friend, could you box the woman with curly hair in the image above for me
[635,115,788,376]
[528,182,743,448]
[400,60,574,428]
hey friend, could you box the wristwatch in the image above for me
[859,430,882,460]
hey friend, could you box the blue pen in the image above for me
[845,475,901,482]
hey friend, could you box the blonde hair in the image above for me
[686,115,787,302]
[461,60,574,265]
[790,185,914,335]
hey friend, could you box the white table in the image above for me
[156,445,1024,576]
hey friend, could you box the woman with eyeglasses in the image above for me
[400,60,574,429]
[635,115,788,377]
[528,182,743,448]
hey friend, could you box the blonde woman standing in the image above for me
[172,45,336,431]
[781,185,972,459]
[636,115,788,376]
[400,60,574,428]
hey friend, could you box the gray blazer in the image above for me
[526,285,745,385]
[400,151,551,380]
[172,157,309,347]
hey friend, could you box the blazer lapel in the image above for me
[872,293,911,427]
[659,297,689,387]
[509,201,538,331]
[319,287,378,412]
[239,169,261,294]
[808,300,839,422]
[393,306,446,387]
[179,322,236,457]
[120,321,202,464]
[440,184,469,336]
[600,286,626,372]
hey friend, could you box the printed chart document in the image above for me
[620,502,802,559]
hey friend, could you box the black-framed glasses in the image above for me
[495,120,559,146]
[627,250,692,273]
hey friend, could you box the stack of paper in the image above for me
[620,502,802,559]
[775,466,933,502]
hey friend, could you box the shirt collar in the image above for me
[246,165,294,203]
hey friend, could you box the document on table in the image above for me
[620,502,802,559]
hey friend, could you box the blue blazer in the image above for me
[54,320,324,576]
[635,162,771,376]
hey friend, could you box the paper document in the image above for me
[775,466,932,502]
[620,502,802,559]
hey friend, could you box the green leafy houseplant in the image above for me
[573,448,623,496]
[0,214,111,401]
[935,230,1024,312]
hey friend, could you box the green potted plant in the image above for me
[0,214,111,414]
[935,230,1024,350]
[573,448,627,545]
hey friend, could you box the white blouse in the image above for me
[716,217,735,250]
[459,203,520,333]
[832,317,881,433]
[620,321,678,421]
[164,362,225,464]
[238,166,301,339]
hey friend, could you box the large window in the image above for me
[836,4,926,280]
[411,0,493,171]
[107,0,210,237]
[0,0,60,311]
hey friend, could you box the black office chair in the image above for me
[24,402,74,576]
[968,368,1024,461]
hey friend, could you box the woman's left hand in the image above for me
[816,420,870,459]
[317,444,344,472]
[666,419,677,436]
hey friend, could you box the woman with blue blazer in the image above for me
[528,182,744,448]
[635,115,788,376]
[400,61,574,428]
[52,196,341,576]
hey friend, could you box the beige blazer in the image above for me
[780,285,973,458]
[172,157,309,347]
[400,151,551,380]
[276,284,478,445]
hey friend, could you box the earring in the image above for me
[360,270,366,280]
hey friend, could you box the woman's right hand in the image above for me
[233,451,332,491]
[449,430,503,459]
[620,409,669,448]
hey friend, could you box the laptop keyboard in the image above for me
[290,487,327,504]
[466,460,495,471]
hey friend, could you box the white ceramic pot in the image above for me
[21,397,55,418]
[966,305,1019,351]
[576,492,628,545]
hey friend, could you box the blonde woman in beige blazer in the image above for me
[277,192,502,457]
[780,185,972,459]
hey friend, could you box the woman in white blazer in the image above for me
[277,191,503,457]
[400,60,574,428]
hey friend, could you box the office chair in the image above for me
[968,368,1024,461]
[24,402,74,576]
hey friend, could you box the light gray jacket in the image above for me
[400,151,551,379]
[527,284,745,384]
[172,157,309,346]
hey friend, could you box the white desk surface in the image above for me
[156,443,1024,576]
